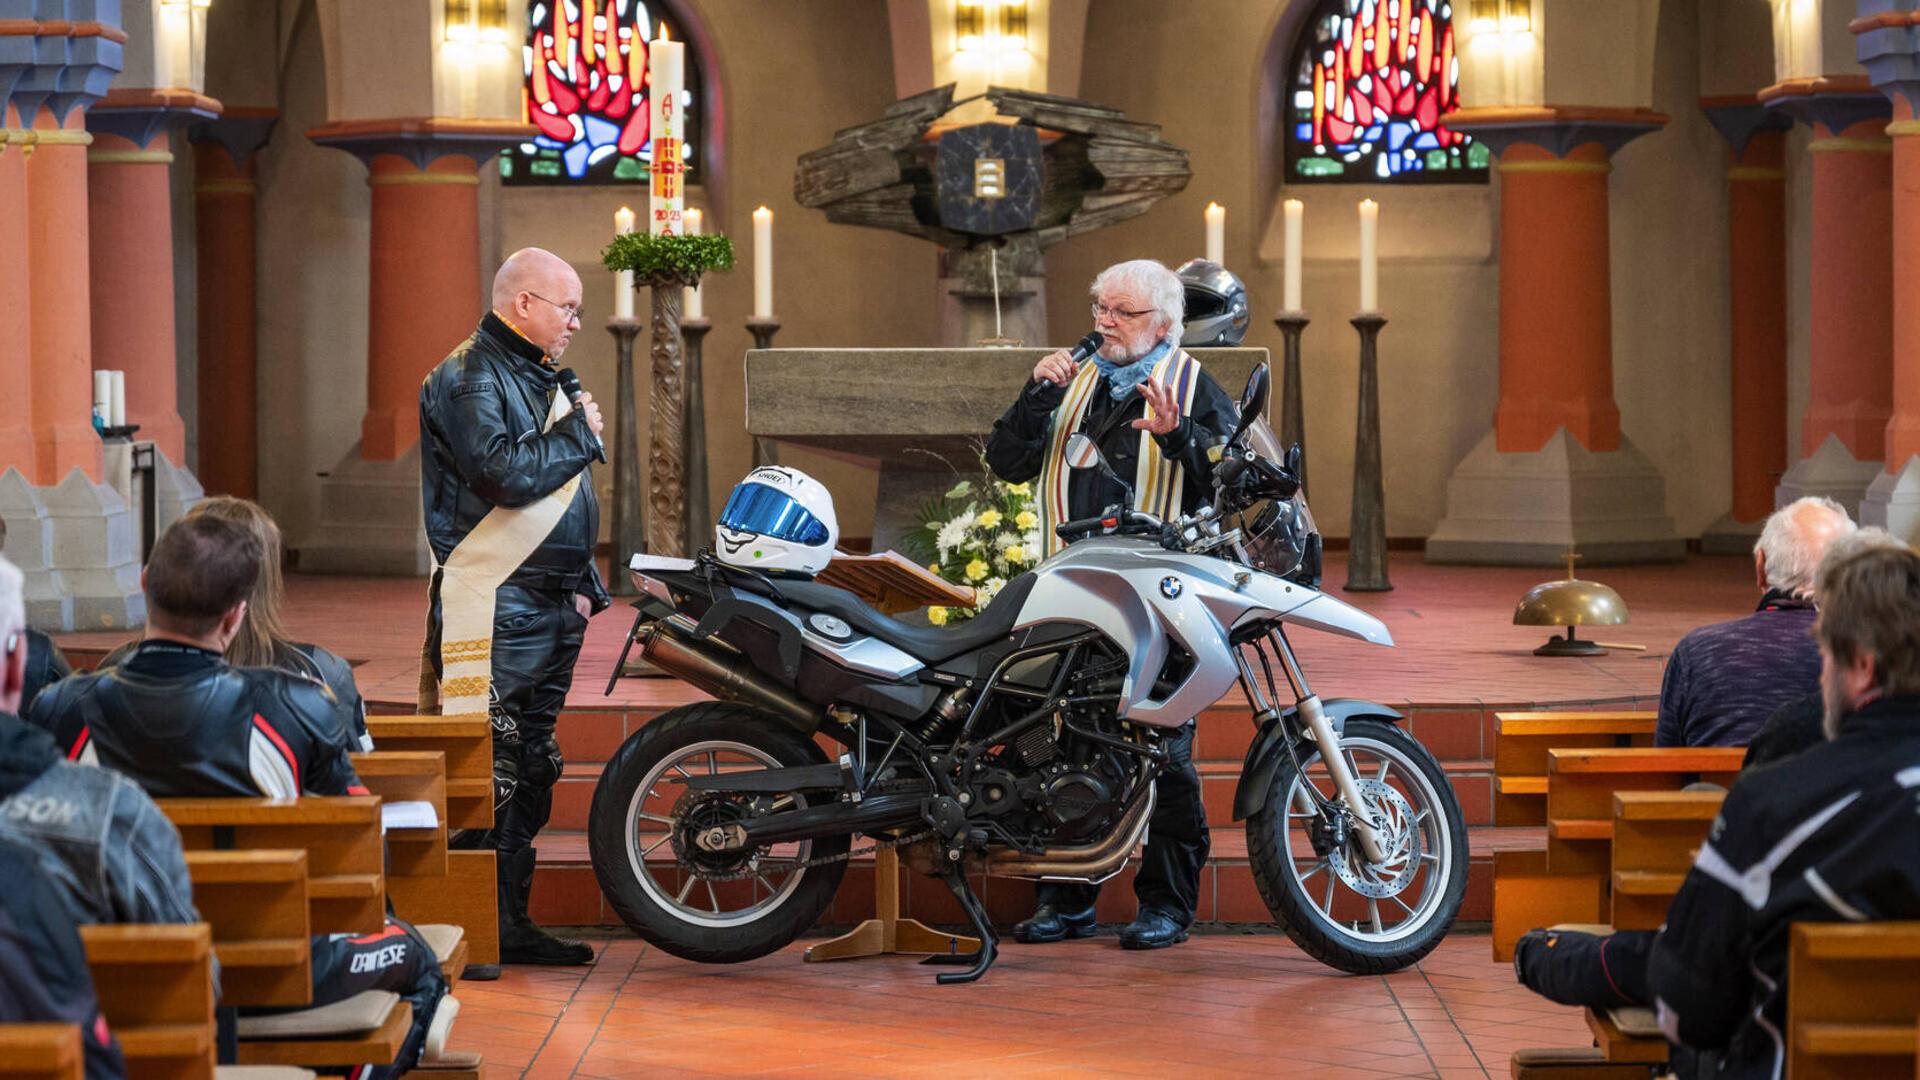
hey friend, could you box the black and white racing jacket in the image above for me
[1646,697,1920,1079]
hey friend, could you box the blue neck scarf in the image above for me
[1094,337,1173,401]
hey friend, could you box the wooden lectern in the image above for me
[803,552,981,963]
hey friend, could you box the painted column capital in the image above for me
[306,116,537,171]
[86,87,221,149]
[1699,95,1796,156]
[1758,74,1892,133]
[1852,4,1920,118]
[1442,106,1668,159]
[0,15,126,127]
[188,106,278,169]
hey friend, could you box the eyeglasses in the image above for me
[527,291,585,325]
[1091,301,1155,322]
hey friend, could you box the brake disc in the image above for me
[1328,778,1422,899]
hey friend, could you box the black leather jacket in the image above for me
[986,360,1239,521]
[419,312,611,611]
[27,641,366,800]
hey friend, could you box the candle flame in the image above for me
[658,22,670,42]
[1206,201,1221,212]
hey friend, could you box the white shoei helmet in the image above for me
[714,466,839,575]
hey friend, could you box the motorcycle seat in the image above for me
[749,572,1038,666]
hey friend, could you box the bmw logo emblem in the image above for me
[1159,576,1183,599]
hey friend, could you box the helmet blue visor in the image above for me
[719,482,831,546]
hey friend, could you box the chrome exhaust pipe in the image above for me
[638,616,822,732]
[986,787,1157,884]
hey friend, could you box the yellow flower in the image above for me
[965,559,990,582]
[977,509,1002,529]
[1006,482,1031,496]
[928,562,941,574]
[1003,544,1028,565]
[1015,510,1037,530]
[927,606,949,626]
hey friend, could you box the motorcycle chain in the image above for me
[689,827,938,882]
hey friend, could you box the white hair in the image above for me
[1755,496,1856,597]
[0,553,21,644]
[1816,526,1912,576]
[1091,259,1184,336]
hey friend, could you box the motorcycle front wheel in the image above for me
[1245,719,1467,974]
[588,701,848,964]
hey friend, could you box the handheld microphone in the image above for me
[556,367,606,464]
[1068,330,1104,365]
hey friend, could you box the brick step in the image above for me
[546,756,1499,834]
[550,702,1503,772]
[525,826,1538,930]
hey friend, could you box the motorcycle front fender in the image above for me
[1230,698,1406,821]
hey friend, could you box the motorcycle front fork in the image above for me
[1235,630,1390,865]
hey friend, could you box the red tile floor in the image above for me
[459,929,1587,1078]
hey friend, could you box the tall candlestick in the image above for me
[613,205,635,319]
[753,206,773,318]
[683,207,704,319]
[647,27,686,236]
[1282,198,1304,311]
[1204,202,1225,265]
[1358,198,1379,312]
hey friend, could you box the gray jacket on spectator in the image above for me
[0,711,200,928]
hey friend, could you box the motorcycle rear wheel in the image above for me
[588,701,848,964]
[1246,719,1467,974]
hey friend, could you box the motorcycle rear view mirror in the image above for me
[1227,363,1270,446]
[1064,433,1107,472]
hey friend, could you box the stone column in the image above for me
[1856,9,1920,540]
[1764,80,1893,510]
[300,120,532,574]
[26,106,106,486]
[188,109,277,498]
[1426,108,1683,565]
[0,105,35,477]
[1700,99,1793,551]
[85,89,222,466]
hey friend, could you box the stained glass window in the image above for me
[1286,0,1487,183]
[502,1,701,186]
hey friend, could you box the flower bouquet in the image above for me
[902,462,1043,625]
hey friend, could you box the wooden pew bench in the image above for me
[363,716,498,969]
[1492,744,1742,962]
[186,851,312,1009]
[80,923,216,1080]
[1608,790,1723,932]
[0,1025,81,1080]
[1493,711,1657,827]
[158,798,385,936]
[1788,921,1920,1080]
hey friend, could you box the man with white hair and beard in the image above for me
[985,258,1239,950]
[1656,496,1856,747]
[419,247,609,967]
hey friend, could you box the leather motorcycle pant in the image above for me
[433,582,587,859]
[245,918,447,1080]
[1036,721,1210,927]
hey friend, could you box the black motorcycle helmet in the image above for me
[1175,258,1250,347]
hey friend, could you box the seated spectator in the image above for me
[27,518,454,1080]
[1656,496,1855,747]
[1516,537,1920,1079]
[0,514,73,713]
[98,497,371,751]
[0,837,126,1080]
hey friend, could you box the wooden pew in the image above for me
[158,798,385,936]
[363,716,498,968]
[1491,745,1741,962]
[348,750,474,984]
[1608,790,1723,932]
[185,851,312,1008]
[1788,922,1920,1080]
[1493,711,1657,827]
[0,1025,81,1080]
[80,923,215,1080]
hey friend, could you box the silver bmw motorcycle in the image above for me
[590,364,1466,983]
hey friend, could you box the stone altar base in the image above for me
[1426,430,1684,566]
[1860,455,1920,545]
[299,442,432,576]
[1775,434,1881,515]
[0,467,146,631]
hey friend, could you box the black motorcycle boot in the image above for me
[1118,908,1190,950]
[498,847,595,966]
[1012,902,1099,943]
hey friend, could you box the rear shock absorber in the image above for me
[916,686,972,744]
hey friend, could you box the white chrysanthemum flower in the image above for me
[935,511,975,557]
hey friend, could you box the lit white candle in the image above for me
[683,207,704,319]
[93,371,111,426]
[647,27,686,237]
[108,371,126,428]
[1204,202,1225,265]
[1358,198,1379,313]
[753,206,773,319]
[1282,198,1304,312]
[613,205,635,320]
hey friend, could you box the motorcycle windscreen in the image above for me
[718,482,831,545]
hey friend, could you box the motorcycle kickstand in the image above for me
[921,869,998,985]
